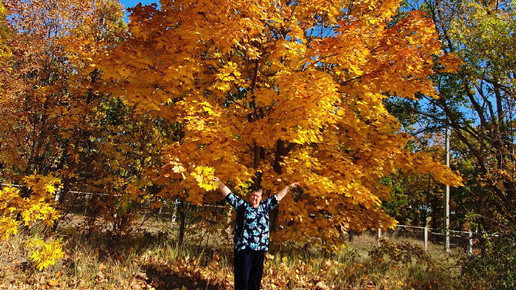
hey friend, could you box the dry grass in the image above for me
[0,214,469,289]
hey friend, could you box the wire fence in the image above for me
[2,183,477,254]
[376,225,475,255]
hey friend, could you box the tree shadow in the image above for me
[144,265,221,290]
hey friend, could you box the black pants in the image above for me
[234,249,265,290]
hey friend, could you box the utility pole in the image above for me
[445,126,451,253]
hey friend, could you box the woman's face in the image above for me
[249,189,263,208]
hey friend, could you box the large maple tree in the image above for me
[98,0,462,249]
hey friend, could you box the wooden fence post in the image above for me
[469,231,473,255]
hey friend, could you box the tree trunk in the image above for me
[178,197,186,246]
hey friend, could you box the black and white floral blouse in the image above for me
[225,193,279,251]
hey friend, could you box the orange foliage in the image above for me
[96,0,462,249]
[0,0,127,268]
[0,0,464,251]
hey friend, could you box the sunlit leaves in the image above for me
[409,0,516,233]
[0,181,63,269]
[0,185,22,240]
[450,0,516,88]
[0,0,147,255]
[95,0,462,248]
[0,2,11,78]
[0,178,61,233]
[0,217,19,240]
[28,236,64,271]
[190,166,217,191]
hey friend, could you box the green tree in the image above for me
[396,0,516,234]
[385,0,516,287]
[382,135,450,229]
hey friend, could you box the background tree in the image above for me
[0,0,167,238]
[383,0,516,287]
[388,0,516,235]
[99,0,462,250]
[0,2,10,92]
[382,134,452,229]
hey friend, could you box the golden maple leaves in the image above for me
[0,0,438,254]
[0,0,131,269]
[0,179,63,270]
[93,0,464,248]
[0,0,463,251]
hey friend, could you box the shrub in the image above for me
[461,233,516,289]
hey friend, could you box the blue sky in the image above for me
[119,0,160,20]
[119,0,158,10]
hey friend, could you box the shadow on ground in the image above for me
[145,266,221,290]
